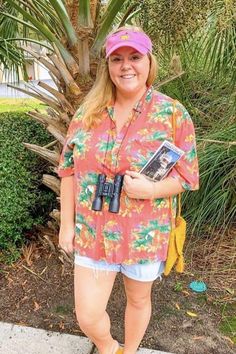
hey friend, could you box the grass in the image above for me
[182,121,236,237]
[0,98,45,113]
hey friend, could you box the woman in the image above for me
[57,26,199,354]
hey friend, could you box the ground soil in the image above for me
[0,231,235,354]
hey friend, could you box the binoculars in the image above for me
[92,174,124,213]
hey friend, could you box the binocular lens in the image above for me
[91,174,123,213]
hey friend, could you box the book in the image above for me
[140,140,184,181]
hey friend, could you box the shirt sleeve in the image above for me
[57,111,81,178]
[168,102,199,191]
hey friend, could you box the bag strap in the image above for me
[170,101,181,228]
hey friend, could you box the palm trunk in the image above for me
[2,0,141,244]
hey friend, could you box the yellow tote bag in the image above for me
[164,101,187,276]
[164,195,186,276]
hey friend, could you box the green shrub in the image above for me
[183,122,236,236]
[157,59,235,238]
[158,70,235,132]
[0,112,56,259]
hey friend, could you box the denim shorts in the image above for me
[74,252,164,282]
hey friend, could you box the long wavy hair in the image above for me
[81,26,158,129]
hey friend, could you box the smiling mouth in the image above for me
[120,74,136,79]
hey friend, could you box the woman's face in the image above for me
[108,46,150,97]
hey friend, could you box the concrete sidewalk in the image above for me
[0,322,174,354]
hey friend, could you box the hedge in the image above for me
[0,112,56,262]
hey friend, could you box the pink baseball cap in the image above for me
[105,29,152,58]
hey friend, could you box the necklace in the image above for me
[102,108,137,176]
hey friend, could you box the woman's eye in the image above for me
[110,57,122,62]
[131,55,142,61]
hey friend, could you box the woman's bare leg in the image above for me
[74,265,118,354]
[123,276,154,354]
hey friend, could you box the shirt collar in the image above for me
[134,86,153,113]
[106,86,153,121]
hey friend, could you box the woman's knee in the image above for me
[75,306,104,329]
[126,293,151,309]
[124,277,153,309]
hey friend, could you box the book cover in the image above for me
[140,140,184,181]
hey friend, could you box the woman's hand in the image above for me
[58,226,75,255]
[123,170,154,199]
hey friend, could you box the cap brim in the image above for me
[106,42,148,58]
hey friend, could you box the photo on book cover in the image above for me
[140,140,184,181]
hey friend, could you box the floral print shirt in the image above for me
[57,87,199,264]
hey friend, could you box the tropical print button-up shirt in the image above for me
[57,87,199,264]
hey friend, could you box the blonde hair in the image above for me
[81,26,158,129]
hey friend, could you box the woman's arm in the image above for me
[60,175,75,227]
[123,171,184,199]
[151,175,184,198]
[59,175,75,253]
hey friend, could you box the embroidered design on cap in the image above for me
[105,30,153,58]
[121,34,129,40]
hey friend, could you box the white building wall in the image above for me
[0,58,52,97]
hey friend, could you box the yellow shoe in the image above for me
[115,347,123,354]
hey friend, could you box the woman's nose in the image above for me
[121,59,131,70]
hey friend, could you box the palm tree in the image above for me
[139,0,235,93]
[0,0,139,229]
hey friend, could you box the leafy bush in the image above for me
[0,112,56,259]
[183,122,236,236]
[159,72,235,131]
[157,64,235,237]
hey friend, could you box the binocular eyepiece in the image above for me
[92,174,124,213]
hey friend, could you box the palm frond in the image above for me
[2,0,79,70]
[79,0,93,27]
[0,40,24,81]
[0,3,25,80]
[91,0,128,57]
[48,0,79,45]
[179,1,235,89]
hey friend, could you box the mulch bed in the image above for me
[0,231,235,354]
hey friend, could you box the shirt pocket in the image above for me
[126,138,162,172]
